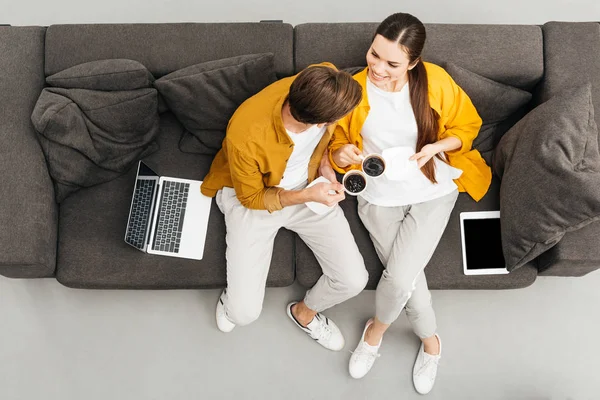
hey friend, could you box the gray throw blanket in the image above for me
[31,87,159,202]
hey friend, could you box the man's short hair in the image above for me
[288,66,362,125]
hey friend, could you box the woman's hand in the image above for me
[410,143,442,168]
[332,144,363,168]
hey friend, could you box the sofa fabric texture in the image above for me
[55,113,296,289]
[534,21,600,277]
[154,53,277,155]
[0,26,58,278]
[444,63,532,158]
[44,23,294,78]
[32,80,160,202]
[3,21,599,288]
[494,84,600,271]
[294,24,543,90]
[296,175,538,290]
[46,59,155,91]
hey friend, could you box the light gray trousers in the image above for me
[216,187,368,326]
[357,190,458,339]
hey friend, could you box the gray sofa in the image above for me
[0,21,598,290]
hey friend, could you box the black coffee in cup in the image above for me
[344,173,367,194]
[363,155,385,177]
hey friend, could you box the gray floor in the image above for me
[1,272,599,400]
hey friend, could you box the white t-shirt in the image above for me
[360,78,462,207]
[278,124,326,190]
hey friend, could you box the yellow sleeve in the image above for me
[327,115,355,174]
[438,74,483,155]
[227,141,283,213]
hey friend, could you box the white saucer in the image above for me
[381,146,421,181]
[305,176,337,215]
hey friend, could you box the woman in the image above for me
[329,13,491,394]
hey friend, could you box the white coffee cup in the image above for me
[359,153,386,178]
[342,170,368,196]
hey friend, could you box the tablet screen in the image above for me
[463,217,505,270]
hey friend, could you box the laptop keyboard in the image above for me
[152,181,190,253]
[125,179,157,250]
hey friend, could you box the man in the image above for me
[201,63,367,351]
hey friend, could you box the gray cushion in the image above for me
[31,87,160,202]
[494,84,600,271]
[55,113,295,289]
[46,59,154,91]
[295,174,538,290]
[445,63,532,154]
[295,24,543,90]
[154,53,277,155]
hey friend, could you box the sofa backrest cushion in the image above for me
[294,23,543,90]
[541,22,600,139]
[44,23,294,79]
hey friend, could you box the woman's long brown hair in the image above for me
[375,13,442,183]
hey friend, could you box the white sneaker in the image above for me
[286,302,345,351]
[413,334,442,395]
[349,318,381,379]
[215,290,236,333]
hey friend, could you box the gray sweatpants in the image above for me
[216,187,368,326]
[357,190,458,339]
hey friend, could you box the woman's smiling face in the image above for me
[366,34,417,91]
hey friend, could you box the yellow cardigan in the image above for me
[329,63,492,202]
[201,62,337,212]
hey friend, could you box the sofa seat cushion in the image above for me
[55,113,295,289]
[295,176,537,290]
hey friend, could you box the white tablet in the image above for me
[460,211,509,275]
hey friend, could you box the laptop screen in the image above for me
[463,218,506,270]
[138,161,159,179]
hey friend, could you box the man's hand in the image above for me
[305,182,345,207]
[319,155,338,183]
[410,143,442,168]
[332,144,363,168]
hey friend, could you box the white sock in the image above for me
[362,339,381,352]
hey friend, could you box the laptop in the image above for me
[124,161,212,260]
[460,211,509,275]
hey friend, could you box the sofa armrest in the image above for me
[0,26,58,278]
[539,22,600,118]
[534,22,600,277]
[538,220,600,277]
